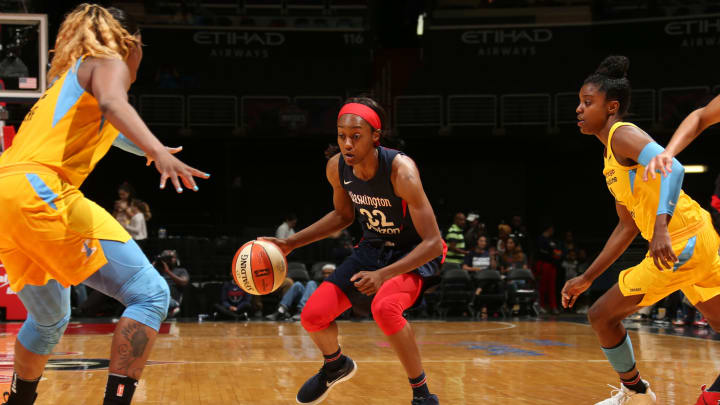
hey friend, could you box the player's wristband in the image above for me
[637,142,684,216]
[112,133,145,157]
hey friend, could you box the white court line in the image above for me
[144,358,720,365]
[557,320,720,343]
[135,322,521,340]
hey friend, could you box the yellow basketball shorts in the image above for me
[619,219,720,306]
[0,163,130,293]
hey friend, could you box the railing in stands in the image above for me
[394,95,443,127]
[500,94,551,127]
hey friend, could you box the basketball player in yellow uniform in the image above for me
[0,5,208,405]
[561,55,720,405]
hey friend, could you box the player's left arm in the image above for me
[612,125,681,269]
[351,155,444,295]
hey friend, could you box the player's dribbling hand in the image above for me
[561,275,591,309]
[152,149,209,193]
[351,271,384,296]
[258,237,294,256]
[643,151,673,181]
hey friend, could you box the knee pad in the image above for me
[18,312,70,355]
[300,300,330,332]
[119,266,170,331]
[300,282,351,332]
[371,297,405,336]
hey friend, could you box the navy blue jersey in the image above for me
[338,147,422,248]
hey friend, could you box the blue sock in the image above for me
[601,333,636,374]
[410,371,431,398]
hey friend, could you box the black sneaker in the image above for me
[296,356,357,404]
[411,394,439,405]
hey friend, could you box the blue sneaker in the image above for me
[296,356,357,404]
[412,394,439,405]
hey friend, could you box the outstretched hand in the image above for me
[151,148,209,193]
[643,151,673,181]
[146,146,183,166]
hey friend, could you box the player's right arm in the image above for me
[266,154,355,256]
[87,58,208,192]
[644,94,720,180]
[561,203,639,308]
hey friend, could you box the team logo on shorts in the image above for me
[81,240,97,259]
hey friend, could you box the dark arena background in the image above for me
[1,1,720,404]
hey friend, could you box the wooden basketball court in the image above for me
[0,320,716,404]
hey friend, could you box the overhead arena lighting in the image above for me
[417,13,425,36]
[684,165,708,174]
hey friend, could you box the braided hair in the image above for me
[584,55,631,117]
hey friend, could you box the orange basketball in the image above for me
[231,240,287,295]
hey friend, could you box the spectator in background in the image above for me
[153,250,189,318]
[509,215,528,249]
[577,248,591,274]
[215,280,252,320]
[113,181,136,225]
[276,213,297,239]
[501,237,528,272]
[561,249,580,281]
[266,263,335,321]
[463,213,486,250]
[534,223,561,314]
[119,199,151,252]
[445,212,468,264]
[560,230,576,256]
[251,276,295,319]
[496,224,512,256]
[463,236,497,273]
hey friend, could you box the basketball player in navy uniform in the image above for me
[265,97,445,405]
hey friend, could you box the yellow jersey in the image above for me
[603,122,706,241]
[0,58,120,186]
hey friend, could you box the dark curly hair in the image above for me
[584,55,631,117]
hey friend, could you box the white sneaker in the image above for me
[594,380,657,405]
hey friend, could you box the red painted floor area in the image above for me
[0,322,171,335]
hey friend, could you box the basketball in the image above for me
[231,240,287,295]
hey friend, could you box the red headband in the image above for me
[338,103,382,130]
